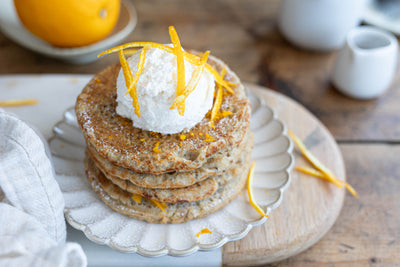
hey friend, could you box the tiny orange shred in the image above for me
[247,161,269,218]
[179,134,186,140]
[0,99,38,107]
[131,194,142,204]
[149,199,167,213]
[195,228,212,237]
[153,141,161,153]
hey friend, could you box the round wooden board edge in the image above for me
[222,83,346,266]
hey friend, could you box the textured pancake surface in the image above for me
[87,134,253,203]
[88,131,252,189]
[75,55,251,174]
[85,146,252,224]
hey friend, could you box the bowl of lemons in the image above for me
[0,0,137,64]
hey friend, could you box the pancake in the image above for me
[88,131,253,189]
[75,55,251,174]
[85,145,252,224]
[87,135,253,203]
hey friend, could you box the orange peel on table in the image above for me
[247,161,269,218]
[0,99,38,107]
[295,166,358,197]
[288,130,344,188]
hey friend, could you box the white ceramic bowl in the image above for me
[0,0,137,64]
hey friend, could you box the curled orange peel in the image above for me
[295,166,358,198]
[288,130,344,188]
[170,51,210,115]
[118,48,145,118]
[210,68,227,128]
[195,228,212,237]
[247,161,269,218]
[98,40,235,94]
[169,26,185,97]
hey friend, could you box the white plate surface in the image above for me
[49,90,294,257]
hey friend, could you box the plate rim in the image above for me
[0,0,137,58]
[53,88,294,257]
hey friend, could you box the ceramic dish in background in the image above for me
[49,89,294,257]
[0,0,137,64]
[363,0,400,35]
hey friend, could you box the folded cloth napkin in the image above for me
[0,109,86,267]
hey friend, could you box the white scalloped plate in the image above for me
[49,90,294,257]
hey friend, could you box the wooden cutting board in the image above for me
[222,84,346,266]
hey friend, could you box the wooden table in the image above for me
[1,0,399,265]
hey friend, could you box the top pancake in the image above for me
[75,54,251,174]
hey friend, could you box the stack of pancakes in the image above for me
[75,55,253,224]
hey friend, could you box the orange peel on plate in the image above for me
[247,161,269,218]
[195,228,212,237]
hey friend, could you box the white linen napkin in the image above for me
[0,109,87,267]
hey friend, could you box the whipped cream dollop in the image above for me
[116,46,215,134]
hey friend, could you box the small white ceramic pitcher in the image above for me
[278,0,365,51]
[331,26,398,99]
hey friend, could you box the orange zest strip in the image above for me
[210,67,227,128]
[0,99,38,107]
[123,48,140,56]
[169,26,185,98]
[118,50,133,85]
[131,194,142,204]
[118,49,140,117]
[288,130,343,188]
[195,228,212,237]
[247,161,269,218]
[210,86,223,128]
[170,51,210,115]
[149,199,167,213]
[295,166,358,198]
[128,47,147,118]
[98,41,235,94]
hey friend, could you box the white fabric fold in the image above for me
[0,110,87,267]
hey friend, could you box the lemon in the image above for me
[14,0,120,47]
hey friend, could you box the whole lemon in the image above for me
[14,0,120,47]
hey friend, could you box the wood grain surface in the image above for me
[222,84,346,265]
[0,0,399,266]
